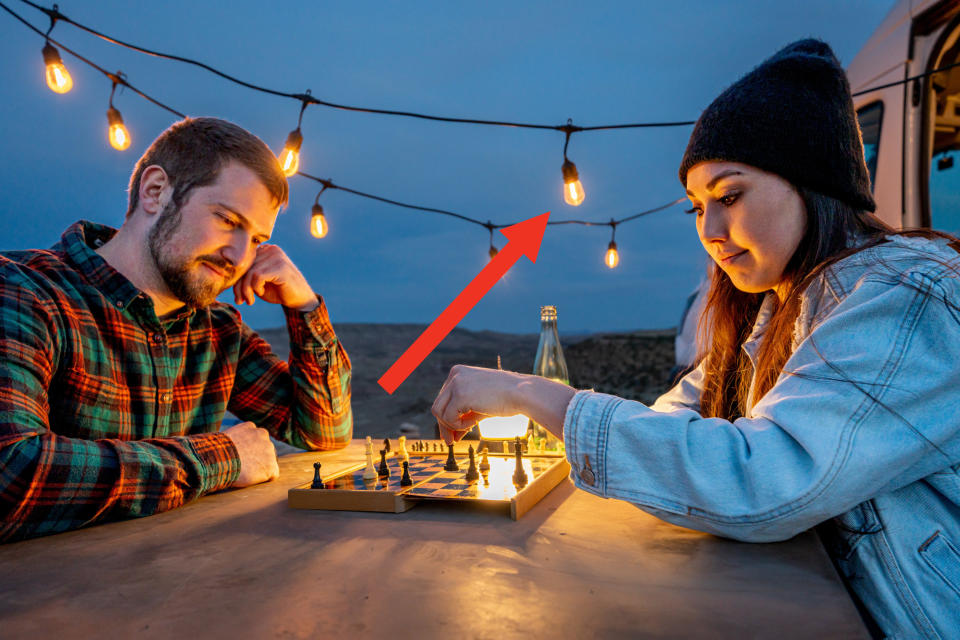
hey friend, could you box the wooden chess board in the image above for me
[288,442,570,520]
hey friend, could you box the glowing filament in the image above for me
[561,159,585,206]
[279,128,303,177]
[106,107,131,150]
[310,205,328,238]
[605,241,619,268]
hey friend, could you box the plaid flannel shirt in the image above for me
[0,221,352,542]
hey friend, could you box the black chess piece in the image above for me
[512,437,528,488]
[378,449,390,478]
[400,460,413,486]
[311,461,324,489]
[464,445,479,483]
[383,438,391,453]
[444,443,459,471]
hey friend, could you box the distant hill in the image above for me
[257,323,677,442]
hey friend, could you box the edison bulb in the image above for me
[279,128,303,177]
[106,107,131,150]
[42,43,73,94]
[564,179,585,206]
[561,159,585,206]
[310,205,328,238]
[489,245,498,259]
[605,241,619,269]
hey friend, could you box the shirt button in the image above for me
[115,300,124,308]
[579,454,596,486]
[151,333,164,344]
[160,392,172,403]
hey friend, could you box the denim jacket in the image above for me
[563,235,960,639]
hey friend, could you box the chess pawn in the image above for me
[444,443,459,472]
[464,445,479,483]
[398,435,409,463]
[378,449,391,478]
[478,446,490,472]
[311,461,324,489]
[400,460,413,487]
[512,437,528,488]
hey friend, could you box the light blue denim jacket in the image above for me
[563,235,960,639]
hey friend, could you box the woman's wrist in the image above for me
[513,374,577,440]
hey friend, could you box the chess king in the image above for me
[0,117,352,543]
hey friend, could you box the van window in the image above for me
[856,102,882,191]
[929,62,960,234]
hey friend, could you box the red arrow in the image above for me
[378,212,550,394]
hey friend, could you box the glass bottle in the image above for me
[532,305,568,451]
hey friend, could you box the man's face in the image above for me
[148,161,279,308]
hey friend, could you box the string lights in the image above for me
[560,121,585,206]
[5,0,950,269]
[279,94,310,177]
[605,223,619,269]
[105,75,130,150]
[310,187,329,239]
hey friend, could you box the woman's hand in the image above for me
[431,365,577,444]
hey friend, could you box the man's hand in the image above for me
[223,422,280,488]
[233,244,318,312]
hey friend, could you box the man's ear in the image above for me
[138,165,171,216]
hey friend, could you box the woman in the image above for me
[432,40,960,639]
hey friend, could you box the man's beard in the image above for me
[147,202,235,308]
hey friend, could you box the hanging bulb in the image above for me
[489,245,498,259]
[42,43,73,94]
[106,106,131,150]
[561,159,585,206]
[605,240,620,269]
[279,128,303,177]
[310,203,328,238]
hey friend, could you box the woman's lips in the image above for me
[718,250,747,265]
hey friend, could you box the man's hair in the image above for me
[126,117,288,217]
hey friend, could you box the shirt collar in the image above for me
[57,220,147,311]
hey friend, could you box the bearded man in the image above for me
[0,117,352,542]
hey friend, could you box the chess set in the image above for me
[288,436,570,520]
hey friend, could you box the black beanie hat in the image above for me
[678,39,876,212]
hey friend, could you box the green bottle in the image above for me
[532,305,568,450]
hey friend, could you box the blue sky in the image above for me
[0,0,895,333]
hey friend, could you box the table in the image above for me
[0,440,869,639]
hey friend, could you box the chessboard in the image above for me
[288,439,570,520]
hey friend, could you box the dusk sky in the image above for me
[0,0,895,334]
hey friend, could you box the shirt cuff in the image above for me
[563,389,624,498]
[188,432,241,494]
[284,295,338,350]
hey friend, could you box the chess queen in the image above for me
[432,39,960,640]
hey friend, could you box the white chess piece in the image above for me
[363,435,377,480]
[398,435,409,463]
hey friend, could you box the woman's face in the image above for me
[685,161,806,299]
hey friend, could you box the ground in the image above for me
[256,323,677,450]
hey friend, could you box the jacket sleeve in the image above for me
[227,296,352,451]
[0,283,240,543]
[563,273,960,542]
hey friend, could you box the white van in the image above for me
[673,0,960,372]
[848,0,960,232]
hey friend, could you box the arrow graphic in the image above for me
[378,211,550,394]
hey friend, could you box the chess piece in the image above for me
[479,446,490,472]
[512,437,528,488]
[383,438,391,453]
[311,461,324,489]
[444,443,459,471]
[398,435,409,463]
[378,449,390,478]
[464,445,479,483]
[400,460,413,487]
[362,439,377,480]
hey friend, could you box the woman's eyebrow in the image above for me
[685,169,744,196]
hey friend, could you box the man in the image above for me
[0,117,352,542]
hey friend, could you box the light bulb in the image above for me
[561,159,585,206]
[489,245,498,259]
[279,128,303,177]
[42,43,73,94]
[310,204,328,238]
[106,107,131,150]
[605,241,619,269]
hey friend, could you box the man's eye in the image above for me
[216,212,238,227]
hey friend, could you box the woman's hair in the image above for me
[697,187,898,420]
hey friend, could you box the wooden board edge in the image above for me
[510,457,571,520]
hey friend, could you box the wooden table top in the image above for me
[0,439,868,639]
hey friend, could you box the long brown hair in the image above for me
[697,187,896,420]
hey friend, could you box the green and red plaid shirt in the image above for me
[0,221,352,542]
